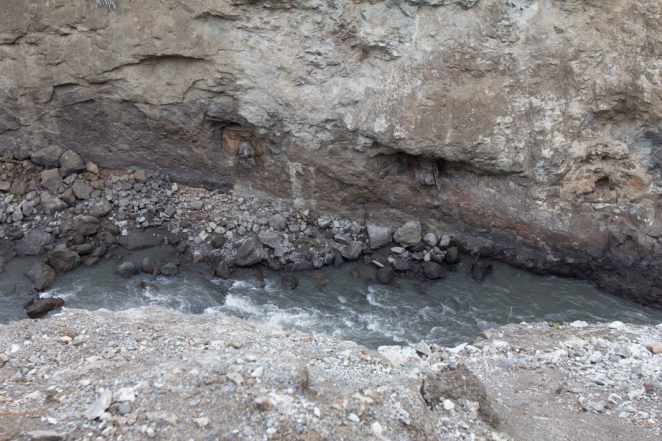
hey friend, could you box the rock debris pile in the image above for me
[1,308,661,440]
[0,149,488,318]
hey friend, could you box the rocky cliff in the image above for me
[2,0,662,306]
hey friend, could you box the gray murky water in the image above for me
[2,245,662,349]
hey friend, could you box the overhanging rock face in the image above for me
[2,0,662,306]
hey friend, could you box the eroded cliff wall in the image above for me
[2,0,662,306]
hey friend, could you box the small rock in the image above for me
[194,417,209,428]
[281,275,298,289]
[59,150,85,177]
[85,162,99,174]
[215,261,231,279]
[25,298,64,319]
[443,399,455,411]
[269,214,287,231]
[25,431,64,441]
[393,221,422,247]
[645,342,662,354]
[371,422,383,435]
[423,232,437,247]
[31,146,63,168]
[24,262,56,291]
[348,413,360,423]
[118,404,132,415]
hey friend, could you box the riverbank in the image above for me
[1,307,661,440]
[0,149,496,319]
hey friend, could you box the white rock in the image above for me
[251,366,264,378]
[609,321,625,329]
[443,399,455,410]
[589,351,603,363]
[115,387,136,402]
[84,389,113,420]
[348,413,359,423]
[194,417,209,428]
[570,320,588,328]
[377,345,418,367]
[371,421,383,435]
[314,407,320,418]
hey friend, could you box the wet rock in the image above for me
[40,169,63,194]
[269,214,287,231]
[59,150,85,177]
[332,249,343,268]
[161,263,179,276]
[72,215,101,237]
[72,179,93,199]
[25,262,56,291]
[421,364,499,428]
[31,146,63,168]
[91,199,112,218]
[423,262,446,280]
[391,258,410,272]
[82,256,100,267]
[281,275,298,289]
[341,241,363,260]
[367,225,391,249]
[393,221,422,247]
[16,229,53,256]
[119,231,164,250]
[25,298,65,319]
[38,191,68,214]
[48,244,81,272]
[141,257,162,276]
[376,266,395,284]
[211,234,226,249]
[472,261,493,282]
[445,247,460,264]
[116,262,138,278]
[235,238,267,267]
[215,261,231,279]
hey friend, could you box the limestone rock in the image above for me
[25,298,64,319]
[394,221,421,248]
[59,150,85,177]
[24,262,56,291]
[367,225,391,249]
[235,238,266,267]
[47,244,81,272]
[16,230,53,256]
[31,146,63,168]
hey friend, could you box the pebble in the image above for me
[443,399,455,411]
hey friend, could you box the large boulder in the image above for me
[25,298,65,319]
[116,262,138,278]
[40,169,63,194]
[423,262,446,280]
[119,231,164,250]
[59,150,85,177]
[269,214,287,231]
[47,244,81,272]
[235,238,267,267]
[31,146,63,168]
[141,257,162,276]
[24,262,56,291]
[376,266,395,284]
[367,225,391,249]
[72,215,101,237]
[341,241,363,260]
[16,230,53,256]
[393,221,422,247]
[38,191,68,214]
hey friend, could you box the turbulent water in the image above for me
[2,245,662,349]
